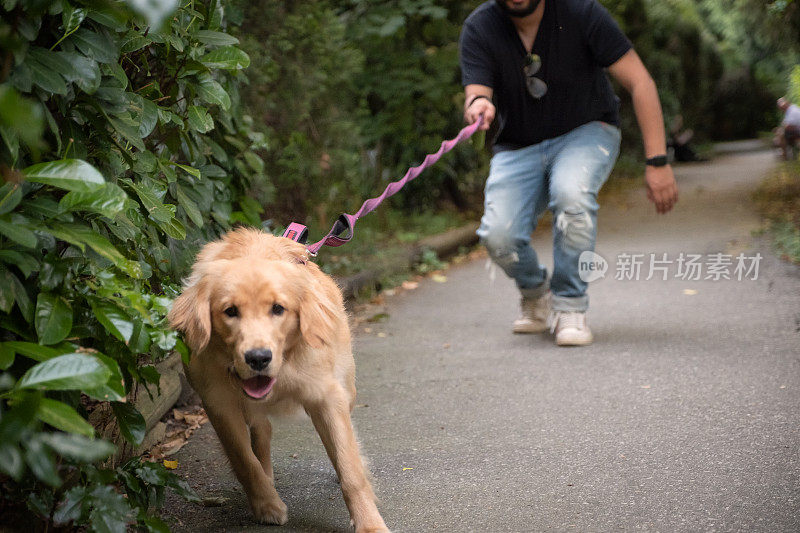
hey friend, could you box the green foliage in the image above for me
[0,0,257,529]
[231,0,363,228]
[334,0,486,212]
[753,161,800,262]
[789,65,800,103]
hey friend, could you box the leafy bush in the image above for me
[754,160,800,263]
[335,0,487,212]
[231,0,364,228]
[0,0,265,529]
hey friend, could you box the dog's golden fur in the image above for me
[168,228,388,532]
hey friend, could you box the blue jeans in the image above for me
[477,121,621,312]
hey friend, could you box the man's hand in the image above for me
[465,97,495,131]
[645,165,678,214]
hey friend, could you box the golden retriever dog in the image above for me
[168,227,388,532]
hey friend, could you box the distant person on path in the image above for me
[459,0,678,346]
[776,97,800,160]
[668,114,705,162]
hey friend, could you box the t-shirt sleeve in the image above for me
[581,0,633,68]
[459,20,495,88]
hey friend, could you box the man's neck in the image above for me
[509,0,546,32]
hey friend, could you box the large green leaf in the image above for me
[2,341,67,362]
[24,437,61,487]
[0,183,22,215]
[27,47,74,78]
[34,293,71,344]
[187,105,214,133]
[82,351,125,402]
[0,342,13,370]
[195,73,230,109]
[59,51,101,94]
[18,352,111,390]
[0,214,38,248]
[41,223,143,278]
[89,299,133,342]
[0,266,14,313]
[199,46,250,70]
[129,94,158,138]
[130,181,175,223]
[5,266,33,322]
[69,27,118,64]
[175,184,203,227]
[35,293,73,345]
[0,250,39,278]
[0,83,44,151]
[195,29,239,46]
[107,113,145,151]
[25,53,67,95]
[37,398,95,437]
[157,217,186,240]
[111,402,145,445]
[0,442,24,481]
[87,484,131,533]
[120,30,151,53]
[174,163,201,179]
[59,183,128,218]
[42,433,116,462]
[24,159,106,192]
[53,486,86,526]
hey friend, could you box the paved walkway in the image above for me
[164,149,800,532]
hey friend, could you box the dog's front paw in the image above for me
[251,495,288,525]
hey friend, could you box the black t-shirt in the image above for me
[459,0,632,151]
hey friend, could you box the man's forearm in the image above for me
[629,76,667,158]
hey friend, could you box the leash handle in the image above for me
[285,115,484,254]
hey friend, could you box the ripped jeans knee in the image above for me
[554,207,595,250]
[482,233,521,267]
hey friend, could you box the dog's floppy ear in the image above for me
[168,278,212,354]
[298,276,341,349]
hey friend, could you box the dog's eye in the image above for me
[224,306,239,318]
[271,303,285,316]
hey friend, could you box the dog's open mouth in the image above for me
[239,375,276,399]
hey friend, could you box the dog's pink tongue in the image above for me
[241,376,275,399]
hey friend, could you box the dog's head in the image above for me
[168,256,340,400]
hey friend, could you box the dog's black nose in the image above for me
[244,348,272,371]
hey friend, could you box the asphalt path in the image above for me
[164,148,800,532]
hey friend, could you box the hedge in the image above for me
[0,0,266,529]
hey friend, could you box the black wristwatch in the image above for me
[645,155,668,167]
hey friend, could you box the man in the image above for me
[777,97,800,160]
[459,0,678,346]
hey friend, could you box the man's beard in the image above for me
[495,0,542,18]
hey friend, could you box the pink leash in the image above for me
[283,116,484,255]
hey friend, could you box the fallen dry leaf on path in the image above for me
[144,405,209,462]
[201,496,229,507]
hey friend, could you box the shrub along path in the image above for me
[163,147,800,532]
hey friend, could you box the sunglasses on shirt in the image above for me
[524,53,548,99]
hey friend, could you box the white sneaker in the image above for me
[549,311,593,346]
[512,292,550,334]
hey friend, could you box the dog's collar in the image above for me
[282,222,311,264]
